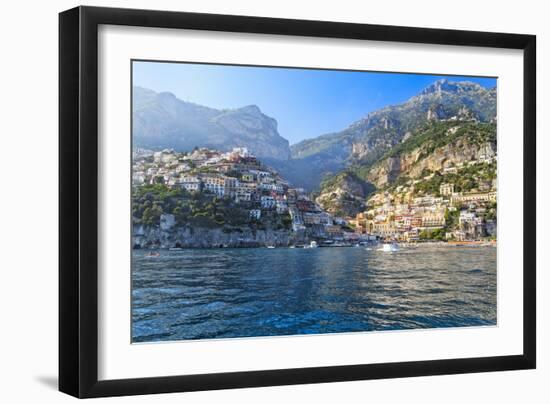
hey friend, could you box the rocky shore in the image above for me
[132,224,306,249]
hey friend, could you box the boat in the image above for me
[309,241,318,248]
[378,243,400,252]
[169,247,182,251]
[266,245,276,249]
[145,251,160,258]
[289,245,296,249]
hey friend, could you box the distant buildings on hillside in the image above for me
[133,146,497,243]
[133,147,345,239]
[350,179,497,242]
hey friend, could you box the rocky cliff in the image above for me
[365,121,496,186]
[367,138,496,187]
[133,224,305,249]
[286,80,496,190]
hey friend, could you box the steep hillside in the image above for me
[316,120,496,216]
[288,79,496,190]
[315,171,375,217]
[360,121,496,186]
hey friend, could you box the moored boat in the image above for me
[379,243,400,252]
[303,241,318,249]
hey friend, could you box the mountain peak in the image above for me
[157,91,177,99]
[239,104,262,115]
[133,87,290,160]
[420,79,483,95]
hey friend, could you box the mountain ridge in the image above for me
[291,79,496,161]
[133,86,291,160]
[283,79,496,191]
[133,80,496,196]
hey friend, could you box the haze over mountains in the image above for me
[133,80,496,192]
[133,86,290,160]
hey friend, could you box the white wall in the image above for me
[0,0,546,402]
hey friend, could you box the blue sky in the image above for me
[133,61,496,145]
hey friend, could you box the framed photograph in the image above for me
[59,6,536,398]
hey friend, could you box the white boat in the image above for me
[266,246,276,249]
[169,247,182,251]
[379,243,400,252]
[303,241,318,249]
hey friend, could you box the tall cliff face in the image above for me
[133,87,291,160]
[364,121,496,187]
[367,137,496,188]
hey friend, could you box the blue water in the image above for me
[132,245,496,342]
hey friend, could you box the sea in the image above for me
[132,245,496,342]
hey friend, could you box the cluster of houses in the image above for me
[133,147,346,238]
[133,147,497,243]
[349,181,497,242]
[133,147,286,201]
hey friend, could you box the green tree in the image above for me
[142,204,162,226]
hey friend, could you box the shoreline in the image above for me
[134,240,497,251]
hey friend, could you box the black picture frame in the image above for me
[59,5,536,398]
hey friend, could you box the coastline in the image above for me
[132,232,497,250]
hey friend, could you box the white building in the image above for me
[413,196,443,207]
[180,176,201,192]
[249,209,261,220]
[459,211,476,225]
[440,183,455,196]
[261,195,276,209]
[203,176,225,196]
[153,149,177,164]
[235,191,252,202]
[132,172,145,185]
[231,147,250,158]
